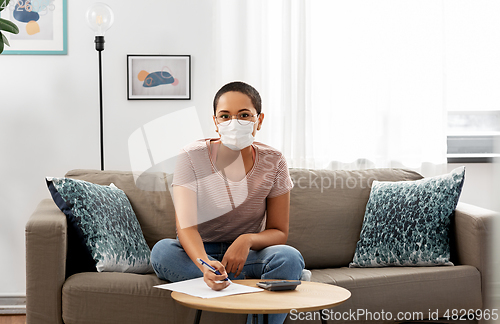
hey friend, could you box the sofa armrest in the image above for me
[26,199,66,324]
[453,202,497,308]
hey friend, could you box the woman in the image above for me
[151,81,304,324]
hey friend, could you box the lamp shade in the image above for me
[86,3,114,36]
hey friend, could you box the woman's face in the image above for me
[213,91,264,137]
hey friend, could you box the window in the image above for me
[447,111,500,163]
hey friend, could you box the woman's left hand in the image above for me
[222,234,252,277]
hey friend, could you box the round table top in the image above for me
[171,279,351,315]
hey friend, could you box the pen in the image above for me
[196,258,230,282]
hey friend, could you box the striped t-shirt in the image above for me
[172,138,293,242]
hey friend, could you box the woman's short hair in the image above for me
[213,81,262,115]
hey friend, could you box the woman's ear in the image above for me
[213,115,219,134]
[257,113,264,130]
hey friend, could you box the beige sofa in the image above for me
[26,168,495,324]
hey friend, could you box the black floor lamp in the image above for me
[86,3,114,171]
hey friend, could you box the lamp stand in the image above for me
[95,36,105,171]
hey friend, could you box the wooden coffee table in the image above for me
[171,279,351,324]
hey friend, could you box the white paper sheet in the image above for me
[154,277,263,298]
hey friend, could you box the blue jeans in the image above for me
[151,238,305,324]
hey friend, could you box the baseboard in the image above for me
[0,295,26,314]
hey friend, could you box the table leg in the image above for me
[193,309,202,324]
[264,314,268,324]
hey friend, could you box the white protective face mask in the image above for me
[217,120,255,150]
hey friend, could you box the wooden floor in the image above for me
[0,315,26,324]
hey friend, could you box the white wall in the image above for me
[448,163,496,211]
[0,0,217,295]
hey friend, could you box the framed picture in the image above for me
[127,55,191,100]
[1,0,67,55]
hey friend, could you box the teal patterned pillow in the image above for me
[47,177,153,273]
[350,167,465,268]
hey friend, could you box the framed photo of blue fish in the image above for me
[127,55,191,100]
[1,0,67,54]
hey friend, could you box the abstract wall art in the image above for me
[1,0,67,54]
[127,55,191,100]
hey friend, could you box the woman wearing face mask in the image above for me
[151,81,305,324]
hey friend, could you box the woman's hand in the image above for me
[202,260,230,291]
[222,235,251,277]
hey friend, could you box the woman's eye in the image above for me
[219,114,230,119]
[240,113,250,118]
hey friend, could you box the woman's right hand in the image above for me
[202,260,230,291]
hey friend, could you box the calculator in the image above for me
[256,280,301,291]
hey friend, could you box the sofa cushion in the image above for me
[65,170,177,249]
[350,167,465,267]
[47,177,153,273]
[62,273,246,324]
[62,267,481,324]
[309,265,481,322]
[287,168,423,269]
[66,168,422,271]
